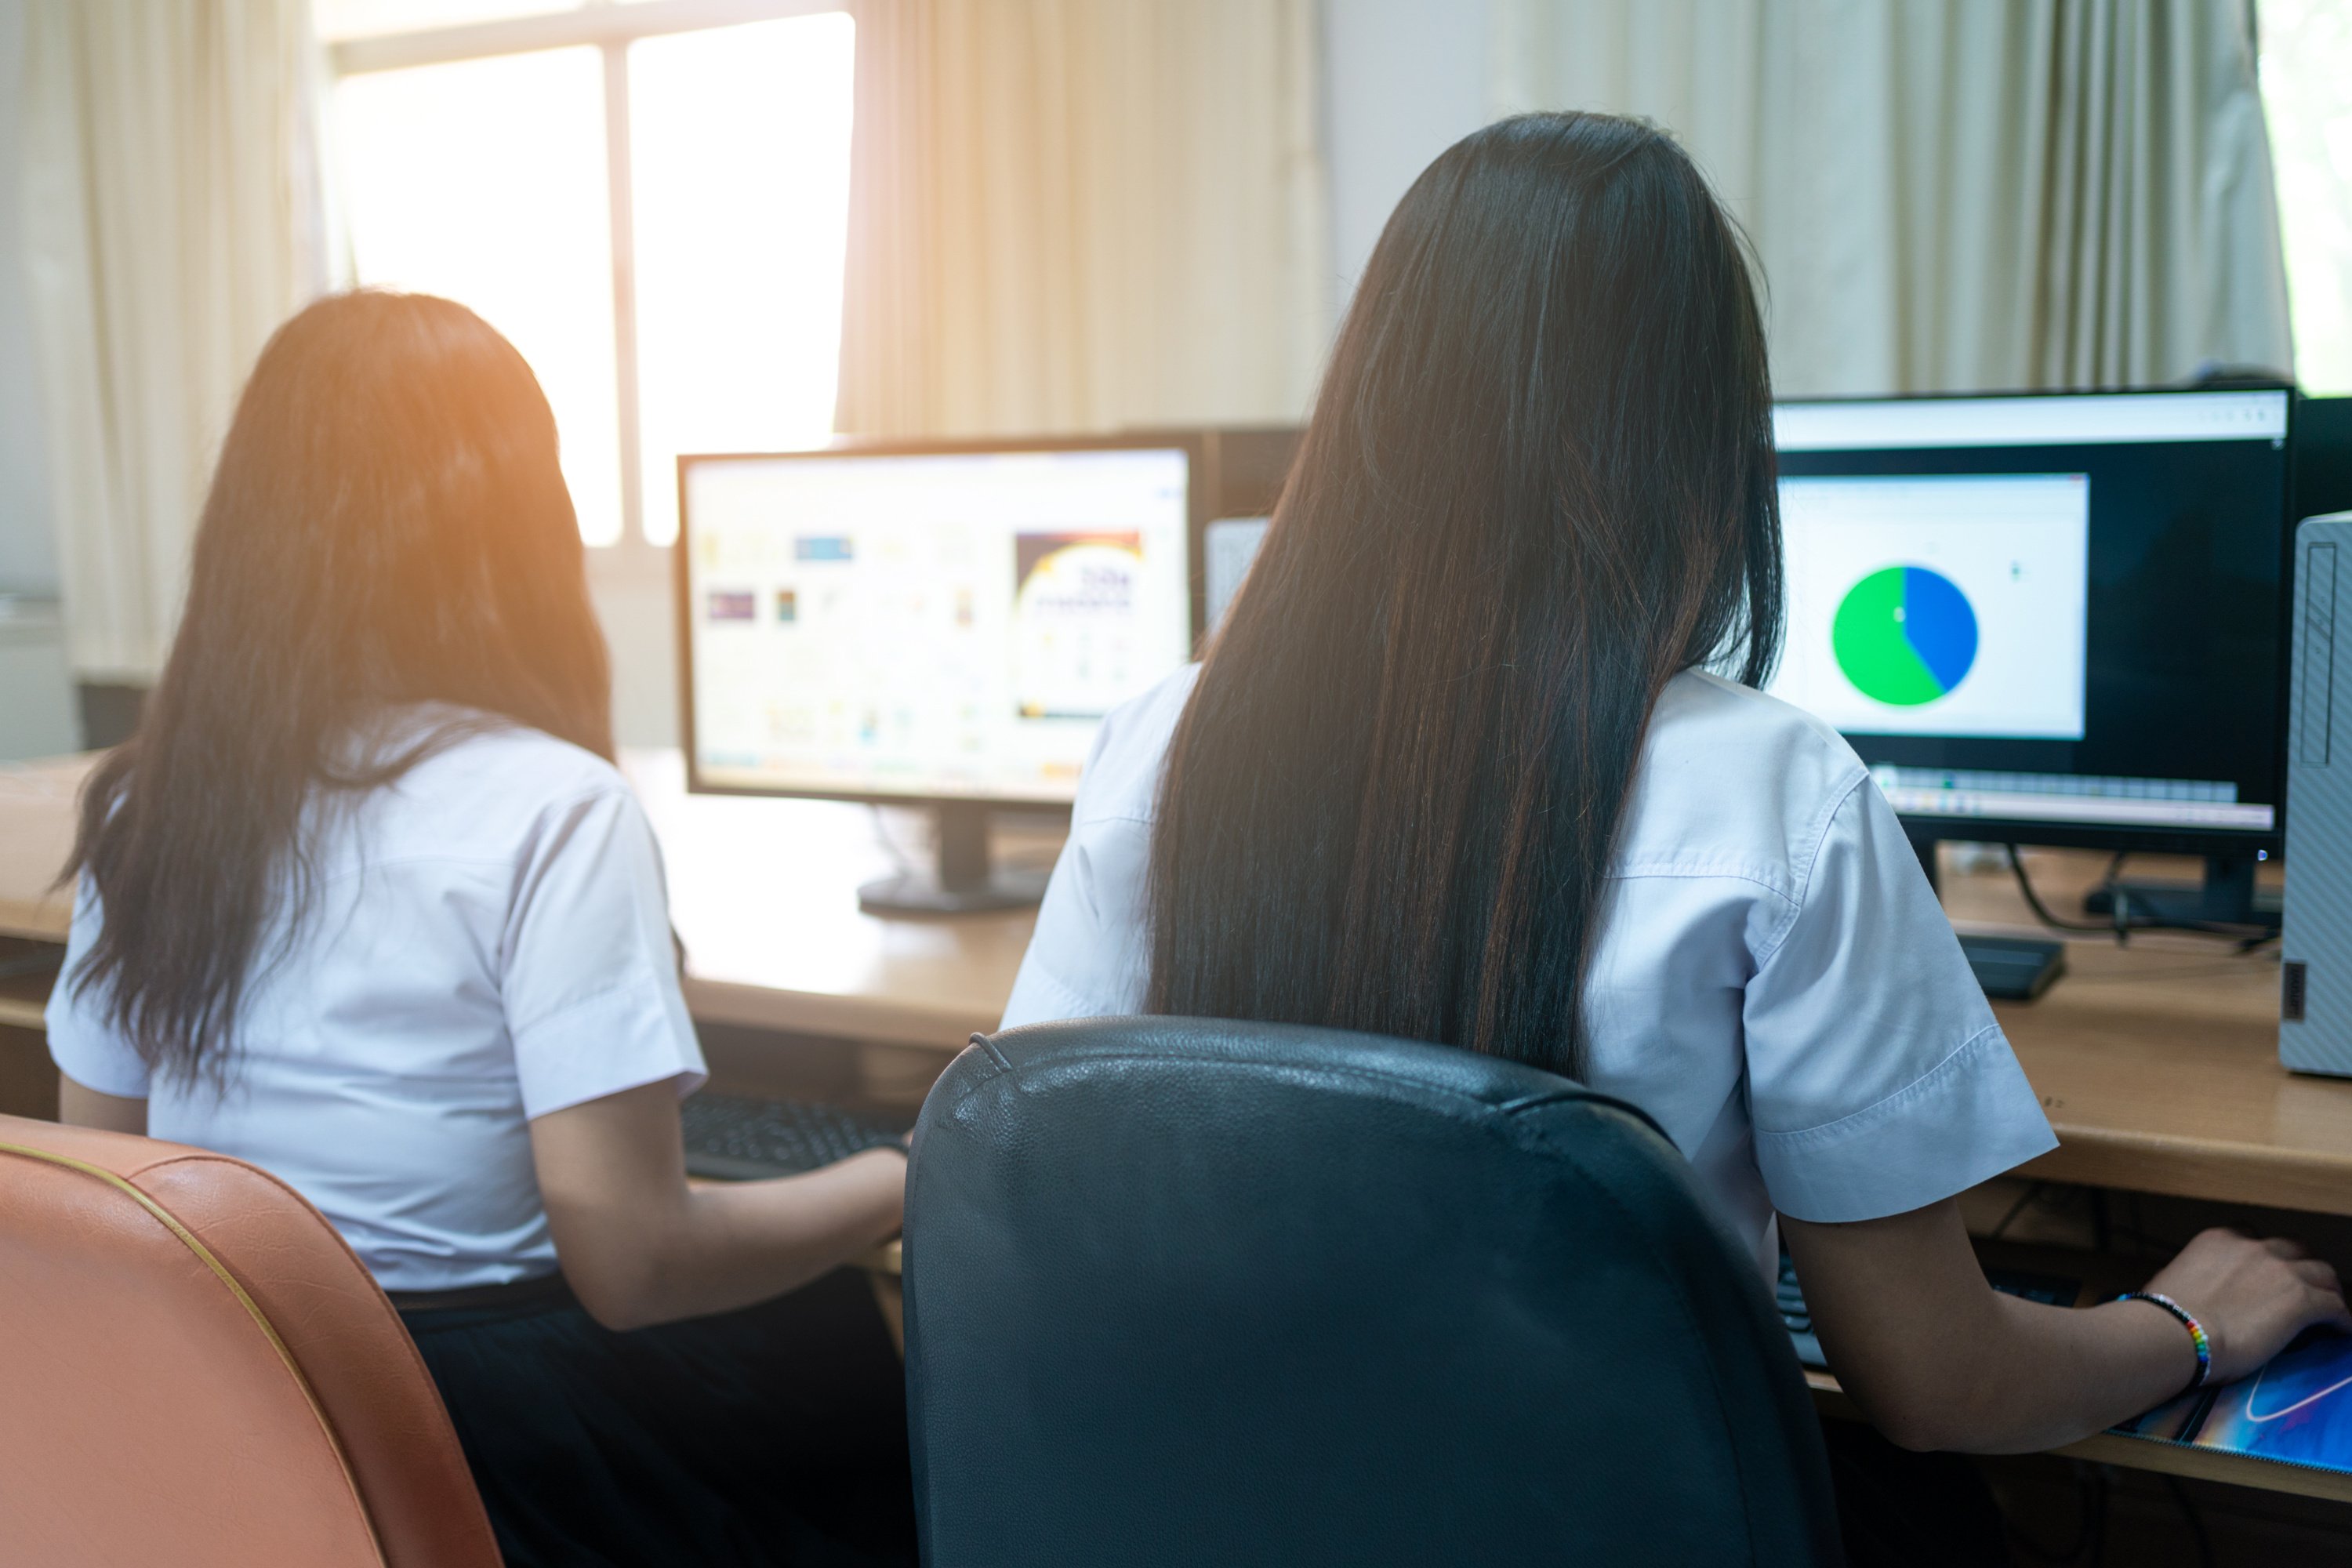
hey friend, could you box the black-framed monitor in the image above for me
[675,435,1201,913]
[1767,388,2294,922]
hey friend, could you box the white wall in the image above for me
[0,0,54,596]
[0,0,78,760]
[590,553,680,752]
[1322,0,1492,318]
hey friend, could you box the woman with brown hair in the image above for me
[48,290,914,1567]
[1004,113,2346,1558]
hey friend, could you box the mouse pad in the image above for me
[2114,1328,2352,1474]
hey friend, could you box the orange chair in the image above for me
[0,1114,503,1567]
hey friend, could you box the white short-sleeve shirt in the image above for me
[47,713,708,1291]
[1002,666,2057,1277]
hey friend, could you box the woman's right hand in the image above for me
[1788,1200,2352,1453]
[535,1083,913,1331]
[2139,1228,2352,1384]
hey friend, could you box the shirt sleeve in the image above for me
[44,877,154,1099]
[1743,776,2057,1223]
[503,784,707,1120]
[1000,812,1155,1029]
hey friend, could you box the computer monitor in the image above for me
[2298,394,2352,526]
[1766,389,2295,918]
[676,436,1200,913]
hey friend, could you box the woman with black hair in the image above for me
[1004,113,2344,1552]
[47,291,915,1567]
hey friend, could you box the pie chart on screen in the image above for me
[1832,566,1979,706]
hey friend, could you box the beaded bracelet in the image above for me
[2118,1290,2213,1391]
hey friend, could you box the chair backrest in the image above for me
[0,1114,503,1568]
[904,1018,1841,1567]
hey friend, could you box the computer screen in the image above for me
[1766,390,2294,851]
[677,441,1196,805]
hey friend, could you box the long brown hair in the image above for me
[1146,114,1780,1080]
[67,290,613,1083]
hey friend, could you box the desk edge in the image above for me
[1805,1369,2352,1503]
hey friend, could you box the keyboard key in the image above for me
[681,1092,906,1180]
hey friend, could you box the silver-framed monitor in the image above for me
[674,435,1202,913]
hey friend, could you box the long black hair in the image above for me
[1146,113,1780,1080]
[67,290,614,1084]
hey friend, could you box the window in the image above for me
[318,1,858,546]
[2259,0,2352,395]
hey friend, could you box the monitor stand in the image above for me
[2081,855,2281,934]
[1909,831,2068,1001]
[857,800,1052,916]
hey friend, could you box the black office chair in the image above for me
[902,1017,1842,1566]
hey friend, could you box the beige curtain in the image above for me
[836,0,1329,437]
[20,0,325,681]
[1489,0,2292,396]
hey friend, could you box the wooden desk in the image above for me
[8,748,2352,1504]
[621,750,1033,1051]
[1940,848,2352,1216]
[2,753,2347,1192]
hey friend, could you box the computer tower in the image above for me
[2282,513,2352,1074]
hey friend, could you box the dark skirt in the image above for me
[400,1269,918,1568]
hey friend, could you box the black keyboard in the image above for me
[681,1092,906,1181]
[1777,1249,2081,1370]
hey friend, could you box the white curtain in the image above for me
[20,0,325,681]
[835,0,1329,437]
[1489,0,2293,396]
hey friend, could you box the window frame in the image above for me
[326,0,845,551]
